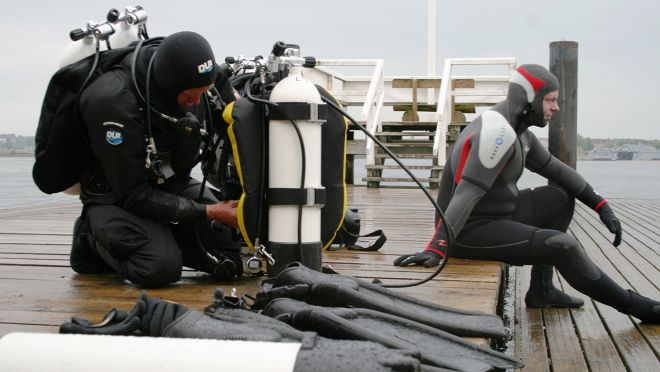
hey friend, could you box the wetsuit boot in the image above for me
[525,265,584,308]
[619,290,660,323]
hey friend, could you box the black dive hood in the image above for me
[501,64,559,132]
[152,31,218,110]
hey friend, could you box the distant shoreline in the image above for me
[0,153,32,157]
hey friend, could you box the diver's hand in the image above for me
[393,251,442,267]
[598,203,622,247]
[207,200,239,228]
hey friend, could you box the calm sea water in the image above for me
[2,156,659,209]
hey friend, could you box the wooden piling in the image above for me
[549,41,579,169]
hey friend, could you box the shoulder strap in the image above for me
[327,228,386,252]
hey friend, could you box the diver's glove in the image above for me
[597,203,622,247]
[394,218,448,267]
[59,292,189,336]
[393,251,442,267]
[139,293,189,337]
[577,184,622,247]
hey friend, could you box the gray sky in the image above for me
[1,0,658,139]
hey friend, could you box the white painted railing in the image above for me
[433,58,516,164]
[305,59,385,166]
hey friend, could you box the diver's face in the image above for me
[177,84,213,109]
[543,90,560,122]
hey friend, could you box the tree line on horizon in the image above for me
[1,133,659,154]
[577,134,660,151]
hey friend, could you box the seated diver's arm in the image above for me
[525,132,622,246]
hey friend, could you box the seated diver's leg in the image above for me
[513,186,583,308]
[530,230,660,323]
[85,204,183,287]
[525,265,584,308]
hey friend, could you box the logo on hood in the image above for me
[197,60,214,74]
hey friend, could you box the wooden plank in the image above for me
[515,266,549,372]
[572,208,659,296]
[543,307,589,372]
[391,78,475,89]
[556,275,627,371]
[569,219,660,371]
[392,103,476,113]
[608,201,660,249]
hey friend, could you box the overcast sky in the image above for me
[1,0,658,139]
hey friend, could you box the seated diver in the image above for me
[70,31,241,287]
[394,64,660,323]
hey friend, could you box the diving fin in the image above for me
[254,262,506,338]
[263,298,523,372]
[61,290,425,372]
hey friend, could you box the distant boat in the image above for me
[617,151,634,160]
[617,146,634,160]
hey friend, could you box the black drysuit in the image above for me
[71,43,238,287]
[396,65,649,317]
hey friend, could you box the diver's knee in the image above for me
[545,233,579,253]
[128,257,182,287]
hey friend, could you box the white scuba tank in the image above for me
[56,16,142,195]
[0,333,300,372]
[268,65,324,246]
[59,36,103,69]
[108,21,140,49]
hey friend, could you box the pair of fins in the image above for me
[61,290,424,372]
[254,262,507,338]
[263,297,522,372]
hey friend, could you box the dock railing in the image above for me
[304,59,385,166]
[434,58,516,165]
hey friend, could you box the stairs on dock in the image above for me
[364,119,467,189]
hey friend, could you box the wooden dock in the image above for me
[515,199,660,371]
[0,186,658,371]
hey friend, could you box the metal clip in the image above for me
[145,144,152,168]
[256,244,276,266]
[145,138,157,169]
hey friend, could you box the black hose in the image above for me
[321,96,453,288]
[74,39,102,147]
[289,120,306,263]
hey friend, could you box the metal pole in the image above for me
[549,41,578,169]
[427,0,436,104]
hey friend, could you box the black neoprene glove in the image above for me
[393,251,442,267]
[139,293,189,336]
[598,203,622,247]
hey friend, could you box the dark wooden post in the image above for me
[345,130,354,184]
[549,41,578,169]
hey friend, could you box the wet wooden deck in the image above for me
[1,187,658,371]
[514,199,660,371]
[0,186,500,348]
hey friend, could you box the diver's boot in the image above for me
[70,216,112,274]
[620,290,660,323]
[525,265,584,308]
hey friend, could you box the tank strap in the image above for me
[269,102,328,121]
[269,187,326,207]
